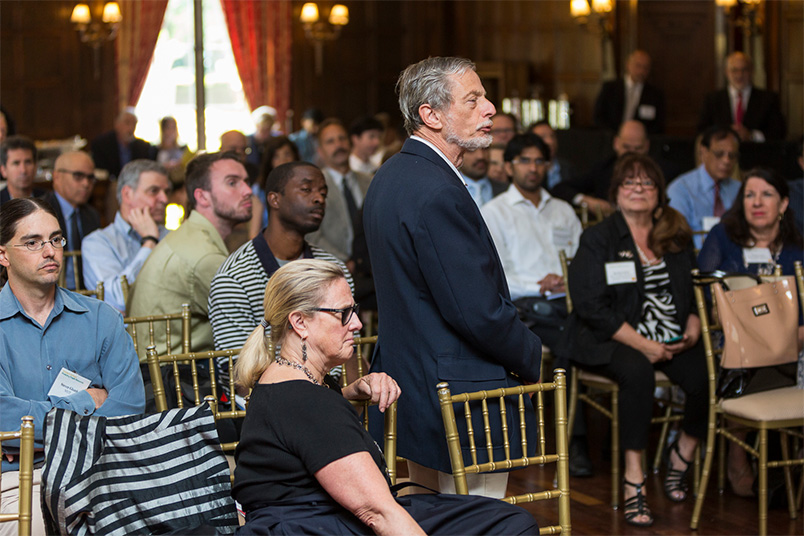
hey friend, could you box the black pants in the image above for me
[581,341,708,451]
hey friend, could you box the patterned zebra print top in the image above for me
[636,258,682,342]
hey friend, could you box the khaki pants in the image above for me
[406,460,509,499]
[0,467,45,536]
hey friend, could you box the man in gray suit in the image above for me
[306,118,372,268]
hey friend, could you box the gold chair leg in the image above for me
[717,432,726,493]
[690,412,717,530]
[652,406,673,473]
[567,368,578,440]
[779,432,798,521]
[758,429,768,536]
[611,391,620,509]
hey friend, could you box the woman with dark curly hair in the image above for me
[563,153,708,526]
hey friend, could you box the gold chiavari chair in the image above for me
[689,264,804,536]
[56,250,82,290]
[0,416,35,536]
[437,369,571,535]
[75,281,104,301]
[123,303,191,363]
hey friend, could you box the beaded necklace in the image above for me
[275,355,322,386]
[634,241,660,266]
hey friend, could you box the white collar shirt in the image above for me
[410,135,466,186]
[324,166,364,208]
[481,185,582,300]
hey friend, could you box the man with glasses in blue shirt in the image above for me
[0,197,144,536]
[667,126,741,249]
[42,151,100,289]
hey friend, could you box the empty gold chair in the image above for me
[437,369,571,535]
[124,303,191,362]
[689,265,804,535]
[0,416,35,536]
[56,250,82,290]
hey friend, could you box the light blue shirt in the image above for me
[82,212,169,312]
[462,175,494,208]
[546,160,563,190]
[0,286,144,469]
[54,192,82,290]
[667,164,741,248]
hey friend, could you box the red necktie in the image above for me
[713,181,725,218]
[735,92,744,126]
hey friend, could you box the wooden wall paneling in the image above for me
[637,1,716,137]
[781,0,803,141]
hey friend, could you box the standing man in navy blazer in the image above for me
[593,50,665,135]
[363,57,542,497]
[698,51,786,142]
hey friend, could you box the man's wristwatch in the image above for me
[140,235,159,246]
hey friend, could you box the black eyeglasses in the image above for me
[314,303,360,326]
[57,168,96,182]
[12,237,67,251]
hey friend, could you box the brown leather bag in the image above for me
[713,275,799,369]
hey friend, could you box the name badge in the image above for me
[702,216,720,232]
[605,261,638,285]
[47,368,91,399]
[552,227,574,251]
[638,104,656,120]
[743,247,773,265]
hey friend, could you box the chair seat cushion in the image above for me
[578,369,670,385]
[720,387,804,421]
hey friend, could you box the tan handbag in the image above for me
[713,275,799,369]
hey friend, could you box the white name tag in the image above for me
[743,247,773,265]
[638,104,656,120]
[605,261,638,285]
[552,227,574,251]
[702,216,720,232]
[47,368,91,399]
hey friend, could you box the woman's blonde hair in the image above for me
[234,259,346,390]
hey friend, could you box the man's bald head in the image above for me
[114,111,138,144]
[220,130,248,157]
[614,120,649,156]
[53,151,96,207]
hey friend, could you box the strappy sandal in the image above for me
[623,477,654,527]
[664,439,692,502]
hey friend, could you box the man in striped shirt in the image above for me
[209,162,353,391]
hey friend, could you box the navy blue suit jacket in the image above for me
[697,88,786,141]
[363,138,542,472]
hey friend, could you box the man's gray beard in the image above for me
[445,129,492,152]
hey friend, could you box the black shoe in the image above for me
[569,438,593,478]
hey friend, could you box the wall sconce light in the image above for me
[717,0,763,38]
[300,2,349,76]
[571,0,615,77]
[71,2,122,79]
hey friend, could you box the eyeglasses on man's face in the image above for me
[512,156,549,167]
[12,237,67,252]
[57,168,96,182]
[314,303,360,326]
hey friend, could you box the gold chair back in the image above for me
[76,281,104,301]
[56,250,82,290]
[689,265,804,535]
[124,303,191,362]
[437,370,571,535]
[120,275,130,311]
[0,416,35,536]
[145,345,244,452]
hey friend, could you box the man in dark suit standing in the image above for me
[698,51,786,142]
[363,57,542,497]
[43,151,100,289]
[594,50,665,134]
[91,110,155,179]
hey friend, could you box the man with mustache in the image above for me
[0,197,144,536]
[128,152,253,357]
[305,119,372,266]
[363,57,542,497]
[209,161,352,359]
[81,160,171,312]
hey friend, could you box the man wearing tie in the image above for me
[593,50,665,134]
[305,118,372,267]
[43,151,100,289]
[698,52,786,142]
[667,126,741,248]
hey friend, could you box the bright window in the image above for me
[134,0,252,151]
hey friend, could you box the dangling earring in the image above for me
[301,339,308,362]
[779,212,784,221]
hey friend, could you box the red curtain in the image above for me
[116,0,169,109]
[221,0,292,126]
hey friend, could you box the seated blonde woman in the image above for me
[232,259,538,535]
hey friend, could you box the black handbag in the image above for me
[717,362,798,399]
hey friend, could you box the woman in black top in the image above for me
[562,154,707,527]
[232,259,538,535]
